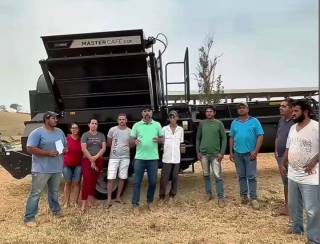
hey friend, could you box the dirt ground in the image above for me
[0,154,307,244]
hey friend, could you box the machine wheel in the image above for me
[95,168,128,200]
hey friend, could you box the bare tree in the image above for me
[194,35,224,104]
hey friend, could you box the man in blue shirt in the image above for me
[229,102,264,210]
[24,111,67,227]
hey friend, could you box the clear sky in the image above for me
[0,0,318,111]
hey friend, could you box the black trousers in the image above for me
[159,163,180,198]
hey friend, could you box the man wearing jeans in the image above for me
[131,105,163,212]
[229,102,264,210]
[280,100,319,244]
[196,105,227,207]
[24,111,67,227]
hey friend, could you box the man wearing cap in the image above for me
[131,105,163,212]
[159,110,184,204]
[229,102,264,210]
[24,111,67,227]
[196,105,227,207]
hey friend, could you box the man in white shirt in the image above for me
[280,100,319,244]
[159,110,184,204]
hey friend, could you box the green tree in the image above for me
[9,103,22,112]
[194,35,224,104]
[0,105,7,112]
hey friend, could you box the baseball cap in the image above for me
[168,110,178,117]
[43,111,59,121]
[238,101,249,108]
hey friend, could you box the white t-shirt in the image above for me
[286,120,319,185]
[162,125,184,164]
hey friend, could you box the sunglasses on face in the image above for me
[71,127,79,129]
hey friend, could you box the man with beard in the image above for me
[280,99,319,244]
[105,113,131,207]
[274,98,294,215]
[131,105,163,213]
[229,102,264,210]
[24,111,67,227]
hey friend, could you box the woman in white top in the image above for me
[159,110,184,204]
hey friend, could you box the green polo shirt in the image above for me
[131,120,163,160]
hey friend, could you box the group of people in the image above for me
[23,105,182,222]
[22,100,319,243]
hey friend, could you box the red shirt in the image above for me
[64,135,83,167]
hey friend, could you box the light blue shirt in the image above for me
[230,117,264,154]
[27,127,67,173]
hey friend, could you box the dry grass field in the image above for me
[0,111,30,137]
[0,155,307,244]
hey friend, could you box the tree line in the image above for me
[0,104,23,112]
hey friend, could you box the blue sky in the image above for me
[0,0,318,111]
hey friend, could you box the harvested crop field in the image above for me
[0,154,306,244]
[0,112,30,137]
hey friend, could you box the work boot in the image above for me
[53,211,65,218]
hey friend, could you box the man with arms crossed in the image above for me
[280,100,319,244]
[24,111,67,227]
[131,105,163,213]
[105,113,131,207]
[229,102,264,210]
[274,98,294,215]
[196,105,227,207]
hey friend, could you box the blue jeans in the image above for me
[234,152,257,199]
[200,155,224,199]
[24,172,62,223]
[288,179,320,243]
[132,159,158,207]
[63,166,82,183]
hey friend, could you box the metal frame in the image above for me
[164,48,190,105]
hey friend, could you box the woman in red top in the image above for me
[63,123,83,207]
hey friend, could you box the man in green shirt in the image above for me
[131,105,163,212]
[196,105,227,207]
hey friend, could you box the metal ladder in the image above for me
[164,48,190,105]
